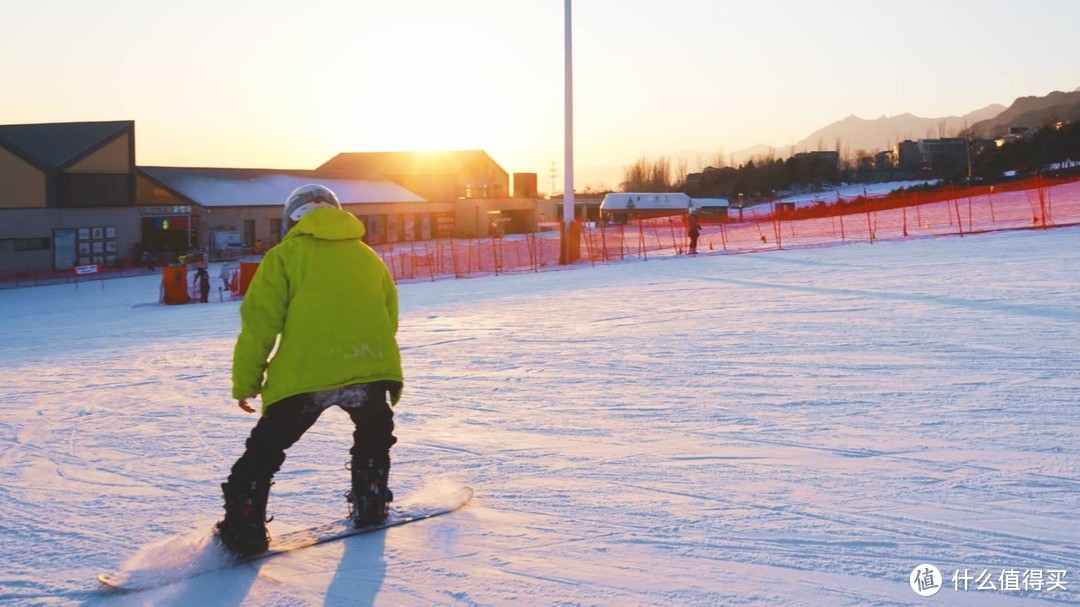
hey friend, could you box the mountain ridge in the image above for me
[968,89,1080,137]
[728,105,1004,165]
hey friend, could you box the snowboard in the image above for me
[98,485,473,592]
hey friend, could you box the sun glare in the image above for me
[337,64,507,153]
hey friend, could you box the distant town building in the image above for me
[896,138,969,175]
[789,151,840,183]
[685,165,738,197]
[896,140,923,172]
[874,150,895,170]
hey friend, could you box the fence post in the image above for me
[952,189,965,237]
[638,218,647,261]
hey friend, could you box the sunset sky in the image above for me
[2,0,1077,192]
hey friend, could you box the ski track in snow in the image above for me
[0,225,1077,606]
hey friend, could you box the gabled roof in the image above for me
[600,192,692,211]
[137,167,427,208]
[0,120,132,170]
[318,150,507,176]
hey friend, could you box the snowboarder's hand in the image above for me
[238,399,256,413]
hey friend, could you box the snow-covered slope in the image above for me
[0,226,1077,606]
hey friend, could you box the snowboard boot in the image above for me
[346,457,392,528]
[215,480,271,557]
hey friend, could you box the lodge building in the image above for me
[0,120,541,275]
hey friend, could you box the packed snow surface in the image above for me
[0,227,1077,606]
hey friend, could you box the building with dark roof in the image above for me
[1,121,541,274]
[0,120,138,274]
[320,150,508,200]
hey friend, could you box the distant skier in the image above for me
[687,209,701,255]
[194,268,211,303]
[219,264,233,292]
[141,250,154,271]
[215,184,403,558]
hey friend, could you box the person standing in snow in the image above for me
[687,208,701,255]
[194,267,211,303]
[215,184,404,558]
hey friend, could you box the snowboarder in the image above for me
[215,184,404,558]
[687,209,701,255]
[194,267,211,303]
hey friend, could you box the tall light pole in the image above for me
[563,0,574,227]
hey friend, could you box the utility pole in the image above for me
[563,0,574,226]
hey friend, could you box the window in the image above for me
[243,220,255,248]
[270,218,283,243]
[60,174,131,207]
[14,237,51,251]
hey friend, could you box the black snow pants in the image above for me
[226,381,399,489]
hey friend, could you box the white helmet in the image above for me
[284,184,342,225]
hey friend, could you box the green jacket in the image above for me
[232,207,403,412]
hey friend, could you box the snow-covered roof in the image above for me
[138,167,427,208]
[776,180,941,209]
[691,197,730,209]
[600,192,692,211]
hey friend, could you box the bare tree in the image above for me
[649,155,672,192]
[620,156,650,192]
[712,146,726,168]
[674,156,689,191]
[621,155,675,192]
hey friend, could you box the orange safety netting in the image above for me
[368,175,1080,283]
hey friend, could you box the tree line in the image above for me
[621,119,1080,199]
[971,120,1080,181]
[621,152,841,199]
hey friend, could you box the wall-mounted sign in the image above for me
[138,205,192,216]
[434,212,455,238]
[53,228,77,270]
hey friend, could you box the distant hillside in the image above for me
[728,105,1004,165]
[968,89,1080,137]
[791,105,1004,153]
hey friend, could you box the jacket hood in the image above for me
[284,207,366,242]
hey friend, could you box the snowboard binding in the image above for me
[346,457,393,528]
[215,480,272,557]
